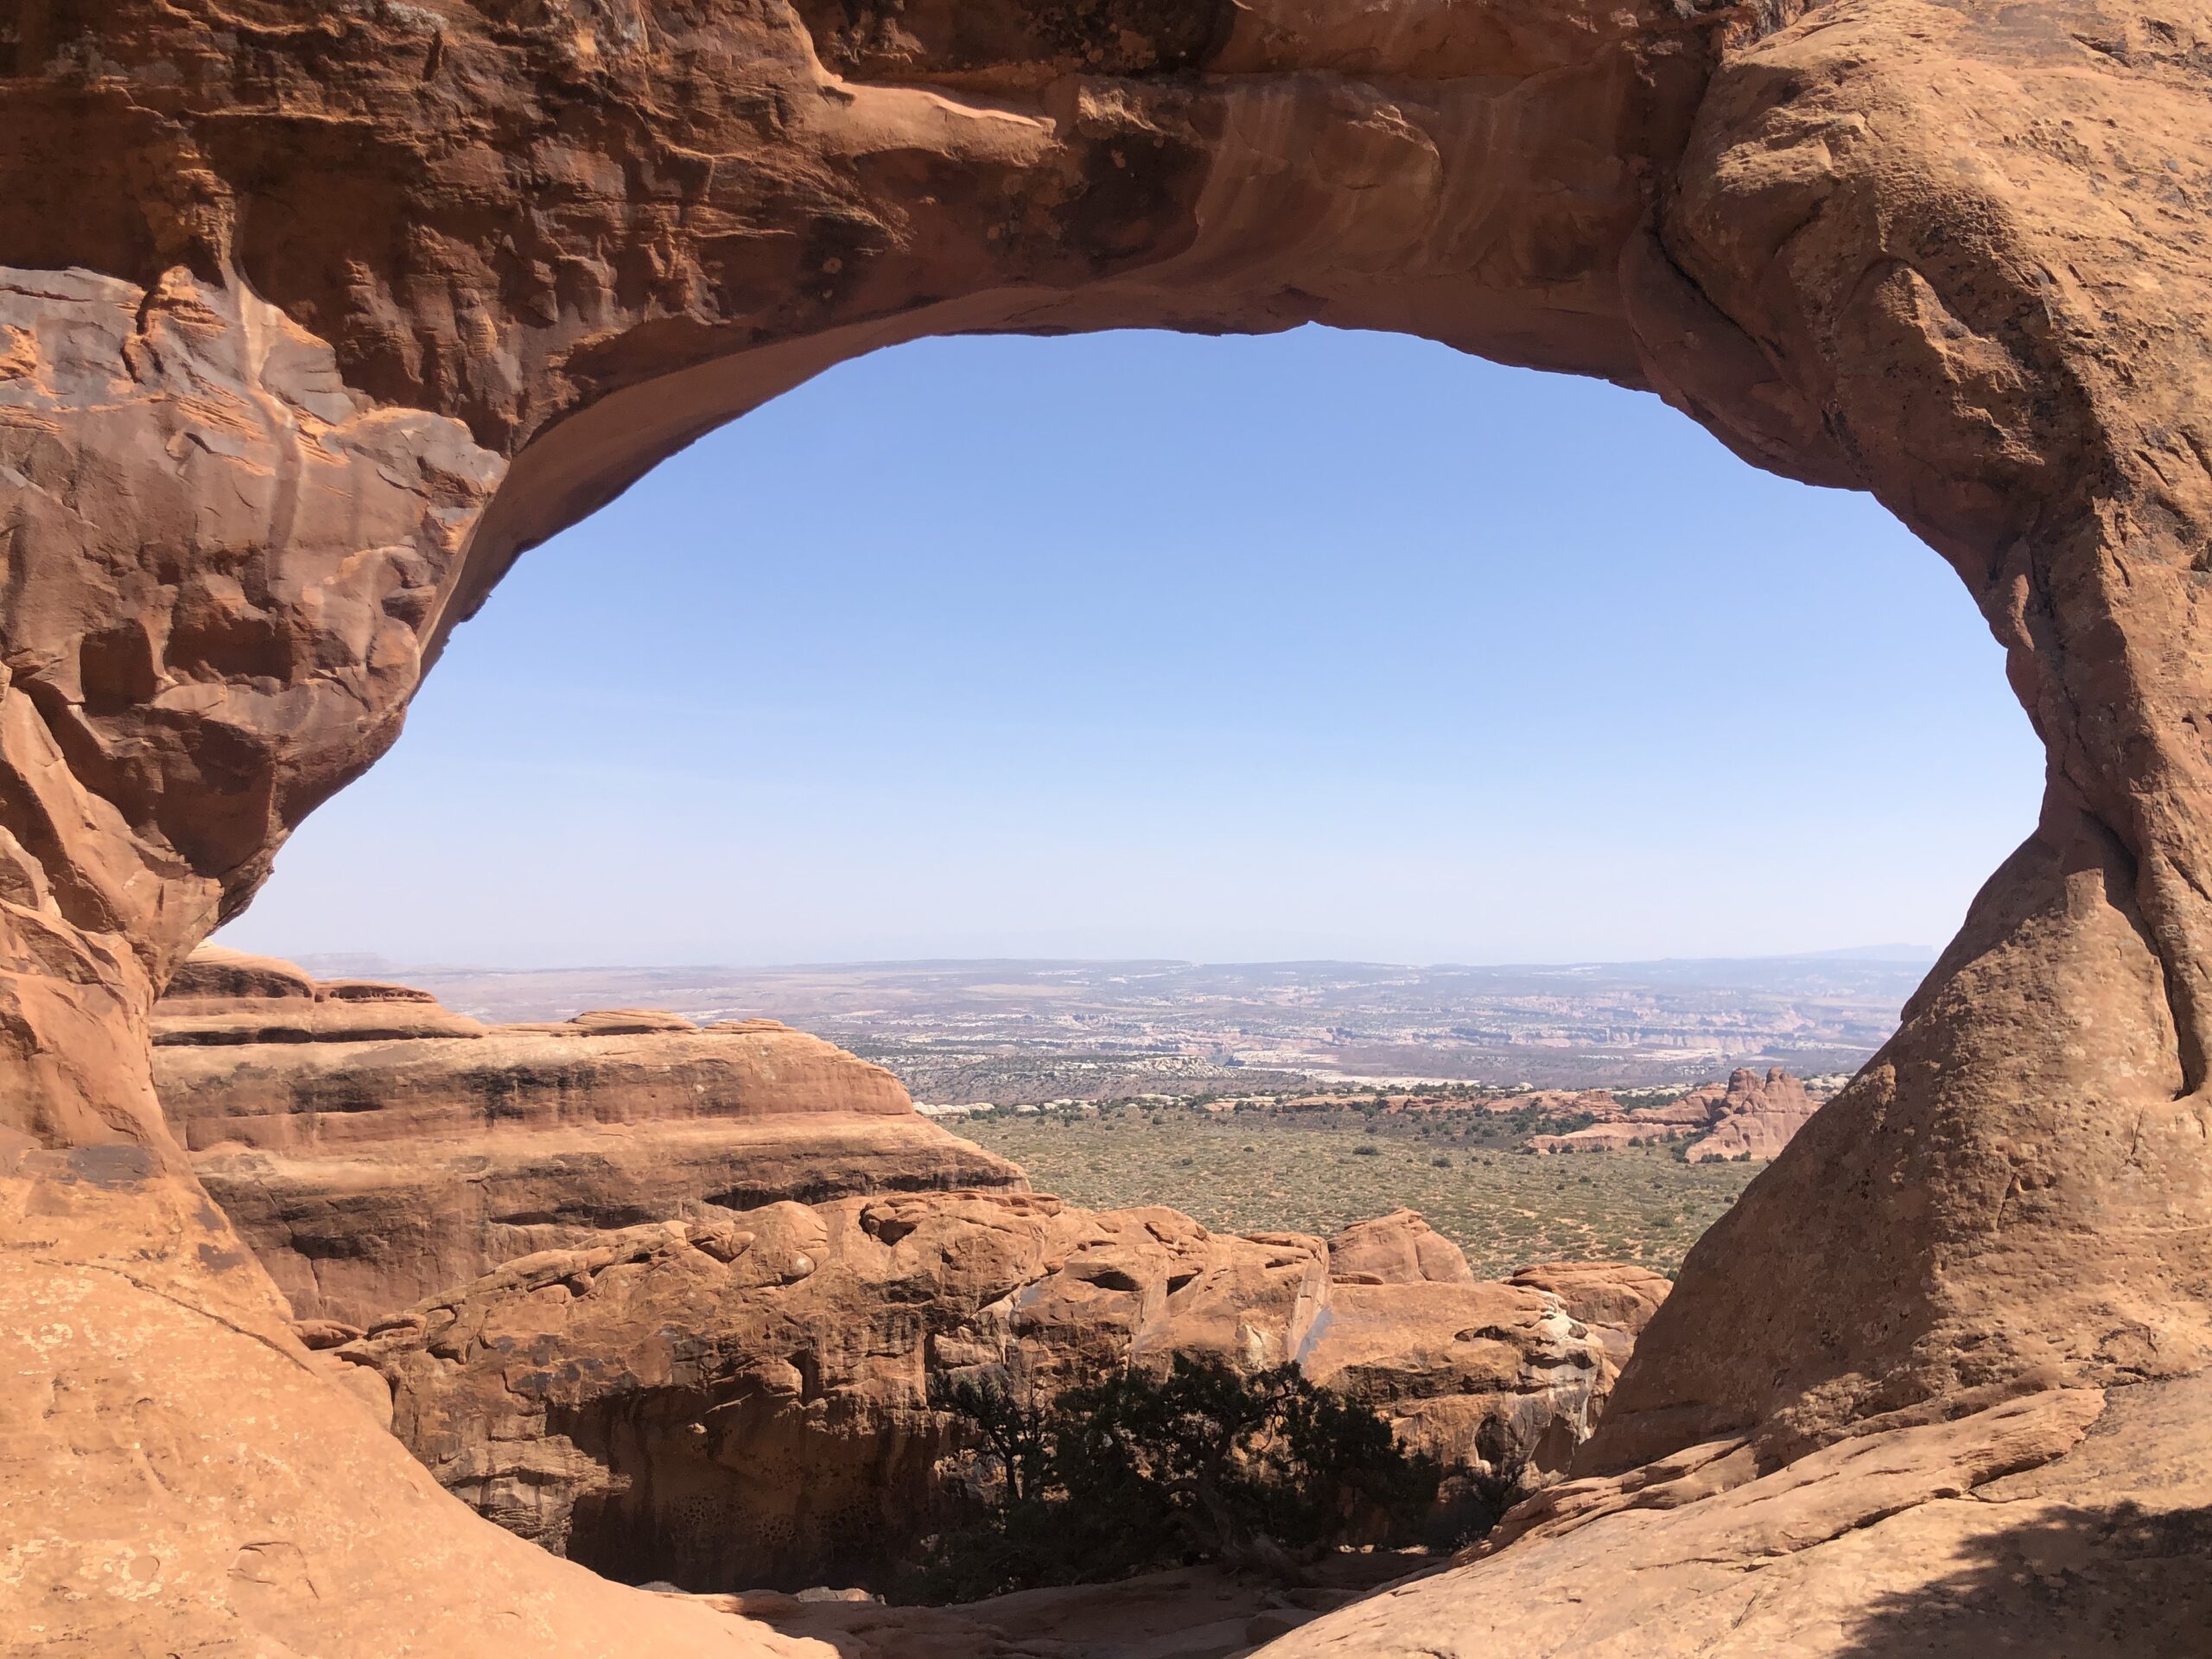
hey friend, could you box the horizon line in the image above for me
[265,943,1942,976]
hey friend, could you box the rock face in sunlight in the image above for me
[1507,1261,1675,1377]
[339,1192,1662,1591]
[4,0,2212,1653]
[155,949,1025,1328]
[1529,1067,1825,1160]
[1678,1068,1821,1163]
[1325,1208,1479,1286]
[1266,1376,2212,1658]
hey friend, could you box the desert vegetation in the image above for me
[958,1101,1759,1277]
[903,1357,1460,1604]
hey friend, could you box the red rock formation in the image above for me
[1325,1207,1478,1286]
[1266,1378,2212,1658]
[340,1196,1662,1592]
[1527,1117,1696,1155]
[3,1,2210,1651]
[1529,1067,1821,1160]
[1678,1067,1818,1163]
[156,944,488,1042]
[1508,1261,1674,1377]
[1313,1214,1665,1478]
[154,950,1026,1326]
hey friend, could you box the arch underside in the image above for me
[1,0,2209,1652]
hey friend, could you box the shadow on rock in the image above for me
[1837,1501,2212,1656]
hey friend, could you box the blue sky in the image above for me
[218,325,2044,969]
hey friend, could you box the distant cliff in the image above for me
[1529,1068,1827,1162]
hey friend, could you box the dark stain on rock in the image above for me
[196,1242,249,1272]
[67,1143,154,1189]
[1056,93,1219,276]
[1063,124,1206,269]
[1018,0,1237,74]
[800,0,1236,81]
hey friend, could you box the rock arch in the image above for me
[2,1,2209,1652]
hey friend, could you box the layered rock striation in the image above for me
[340,1200,1662,1592]
[156,950,1025,1328]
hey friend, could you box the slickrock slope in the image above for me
[341,1201,1662,1592]
[1529,1067,1823,1160]
[4,1,2212,1652]
[1264,1375,2212,1658]
[1,1263,833,1659]
[155,950,1025,1327]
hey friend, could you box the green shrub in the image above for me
[900,1357,1442,1604]
[1424,1443,1533,1551]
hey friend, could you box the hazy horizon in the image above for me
[215,326,2042,969]
[258,940,1942,977]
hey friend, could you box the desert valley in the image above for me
[144,943,1825,1651]
[352,954,1923,1096]
[290,951,1878,1273]
[125,932,2212,1656]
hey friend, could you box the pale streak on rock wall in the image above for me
[0,1,2208,1653]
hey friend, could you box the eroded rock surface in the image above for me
[341,1196,1661,1592]
[3,0,2210,1651]
[1507,1261,1674,1377]
[153,950,1021,1327]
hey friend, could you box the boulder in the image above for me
[1507,1262,1674,1373]
[1325,1211,1478,1286]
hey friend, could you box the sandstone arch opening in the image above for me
[6,3,2210,1655]
[219,325,2037,971]
[163,319,2061,1610]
